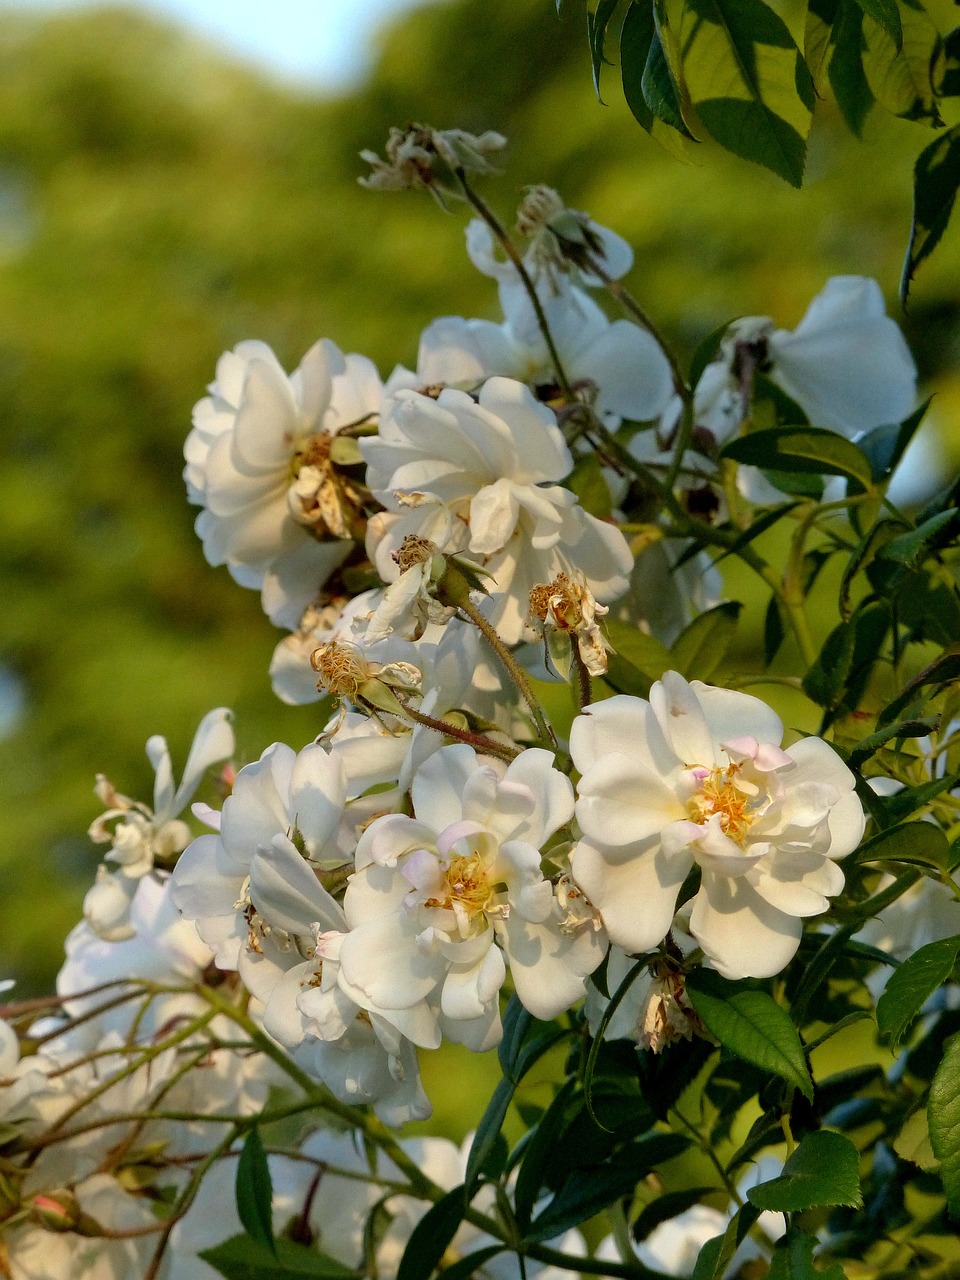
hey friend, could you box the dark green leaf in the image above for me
[642,23,695,135]
[632,1188,717,1241]
[764,596,786,665]
[878,508,960,568]
[802,621,856,708]
[397,1186,467,1280]
[670,602,742,680]
[929,1031,960,1218]
[525,1158,644,1241]
[856,400,930,482]
[672,0,813,186]
[589,0,624,99]
[847,714,939,767]
[790,923,859,1027]
[604,616,672,697]
[852,0,902,49]
[200,1236,356,1280]
[691,1203,761,1280]
[878,647,960,727]
[862,1,943,124]
[942,24,960,96]
[236,1128,275,1255]
[568,449,613,519]
[747,1130,863,1211]
[721,426,873,488]
[621,1,657,130]
[767,1229,849,1280]
[830,1,875,136]
[513,1079,578,1230]
[685,972,813,1099]
[901,124,960,304]
[436,1247,505,1280]
[583,954,650,1130]
[466,1076,515,1197]
[875,773,960,824]
[689,319,735,391]
[851,820,949,869]
[878,935,960,1047]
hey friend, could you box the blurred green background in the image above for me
[2,0,959,1023]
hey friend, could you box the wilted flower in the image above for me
[529,571,611,677]
[359,124,506,204]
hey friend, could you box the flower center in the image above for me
[311,641,369,699]
[688,763,753,844]
[427,851,491,918]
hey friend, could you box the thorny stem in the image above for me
[456,172,575,401]
[571,645,593,711]
[397,700,521,763]
[0,979,137,1023]
[456,594,558,751]
[672,1105,744,1207]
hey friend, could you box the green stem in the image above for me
[456,173,574,401]
[456,595,557,750]
[398,700,520,763]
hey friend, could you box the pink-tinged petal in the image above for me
[402,848,445,895]
[576,751,687,848]
[749,849,845,918]
[571,838,689,953]
[650,671,716,766]
[724,737,792,772]
[690,873,802,980]
[436,820,488,858]
[232,358,300,470]
[250,834,346,935]
[693,681,784,758]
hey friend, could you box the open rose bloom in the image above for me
[571,672,865,979]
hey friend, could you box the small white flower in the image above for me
[185,339,382,628]
[362,378,633,644]
[84,709,234,941]
[571,672,865,979]
[694,276,917,444]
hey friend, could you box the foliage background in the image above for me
[1,0,958,1073]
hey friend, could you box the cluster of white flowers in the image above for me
[6,166,938,1278]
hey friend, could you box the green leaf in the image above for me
[893,1108,939,1172]
[878,508,960,568]
[666,0,813,185]
[643,20,696,135]
[721,426,873,488]
[589,0,624,98]
[397,1185,467,1280]
[236,1129,275,1255]
[691,1204,761,1280]
[525,1157,647,1241]
[847,714,941,767]
[829,0,875,136]
[943,24,960,96]
[929,1031,960,1218]
[685,972,814,1099]
[632,1187,717,1241]
[689,319,735,390]
[513,1079,578,1230]
[199,1236,356,1280]
[669,602,742,681]
[789,923,859,1027]
[902,125,960,304]
[852,0,901,48]
[621,2,697,159]
[856,400,930,482]
[435,1247,505,1280]
[878,647,960,727]
[862,2,943,123]
[876,772,960,823]
[877,935,960,1047]
[802,621,856,708]
[851,820,950,869]
[767,1229,849,1280]
[604,616,672,697]
[747,1130,863,1211]
[567,450,613,519]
